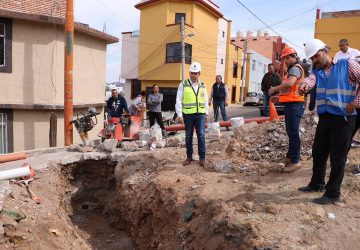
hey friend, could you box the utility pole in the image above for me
[64,0,74,146]
[240,39,247,104]
[181,17,185,83]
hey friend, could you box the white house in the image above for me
[248,49,272,93]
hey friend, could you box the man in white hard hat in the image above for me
[298,38,360,205]
[175,62,209,167]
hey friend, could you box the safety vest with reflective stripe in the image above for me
[182,80,207,114]
[313,59,357,116]
[279,64,305,103]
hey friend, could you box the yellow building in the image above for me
[315,9,360,57]
[121,0,242,110]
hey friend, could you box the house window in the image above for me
[252,60,256,71]
[222,31,225,38]
[175,13,186,24]
[233,62,238,78]
[221,58,224,65]
[0,112,8,154]
[0,18,12,73]
[166,42,192,64]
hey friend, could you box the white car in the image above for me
[244,92,260,106]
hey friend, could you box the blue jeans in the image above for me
[263,92,270,117]
[213,101,227,122]
[183,113,206,160]
[284,102,305,164]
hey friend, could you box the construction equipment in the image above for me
[71,107,100,145]
[98,113,141,144]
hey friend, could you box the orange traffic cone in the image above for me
[269,99,279,121]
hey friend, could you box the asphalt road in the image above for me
[207,104,260,121]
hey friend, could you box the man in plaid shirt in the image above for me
[349,86,360,175]
[298,39,360,205]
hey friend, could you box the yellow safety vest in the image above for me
[182,79,206,114]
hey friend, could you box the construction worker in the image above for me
[298,38,360,205]
[209,75,229,122]
[175,62,209,167]
[268,47,305,173]
[107,88,129,118]
[348,86,360,175]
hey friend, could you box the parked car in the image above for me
[257,97,285,116]
[244,92,260,106]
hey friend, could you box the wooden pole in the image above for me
[64,0,74,146]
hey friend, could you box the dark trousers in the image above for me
[213,101,227,122]
[348,108,360,152]
[183,113,206,160]
[284,102,305,164]
[148,111,165,130]
[310,114,356,198]
[263,92,270,117]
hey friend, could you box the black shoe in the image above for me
[312,195,340,205]
[298,185,324,193]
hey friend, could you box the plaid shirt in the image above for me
[303,59,360,106]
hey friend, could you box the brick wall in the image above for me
[0,0,66,18]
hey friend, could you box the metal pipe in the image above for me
[64,0,74,146]
[0,152,27,164]
[164,115,285,131]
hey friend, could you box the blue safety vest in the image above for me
[313,59,356,116]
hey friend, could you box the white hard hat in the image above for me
[189,62,201,73]
[304,38,327,59]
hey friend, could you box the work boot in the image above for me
[282,162,301,173]
[162,130,167,138]
[282,157,291,167]
[298,185,324,193]
[312,195,340,205]
[183,158,192,166]
[199,160,206,168]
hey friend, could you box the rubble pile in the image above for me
[207,112,319,164]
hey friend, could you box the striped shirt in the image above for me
[303,59,360,106]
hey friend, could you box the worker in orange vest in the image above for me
[269,47,305,173]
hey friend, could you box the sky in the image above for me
[74,0,360,83]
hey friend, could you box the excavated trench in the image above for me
[63,159,137,249]
[61,154,259,250]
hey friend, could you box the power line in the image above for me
[233,0,302,49]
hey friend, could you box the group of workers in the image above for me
[107,37,359,205]
[174,38,360,205]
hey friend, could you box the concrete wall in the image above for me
[247,50,271,93]
[215,18,227,79]
[225,43,242,103]
[0,19,107,106]
[315,16,360,58]
[121,33,139,80]
[12,108,104,152]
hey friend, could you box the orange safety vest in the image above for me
[279,64,305,103]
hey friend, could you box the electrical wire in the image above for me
[233,0,302,49]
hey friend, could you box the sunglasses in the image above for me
[190,72,199,75]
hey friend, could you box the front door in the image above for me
[231,85,236,103]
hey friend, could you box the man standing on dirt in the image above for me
[261,64,282,116]
[334,39,360,63]
[298,39,360,205]
[175,62,209,167]
[209,75,229,122]
[268,47,305,173]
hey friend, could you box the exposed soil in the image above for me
[1,128,360,250]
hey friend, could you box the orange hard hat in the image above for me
[281,47,297,58]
